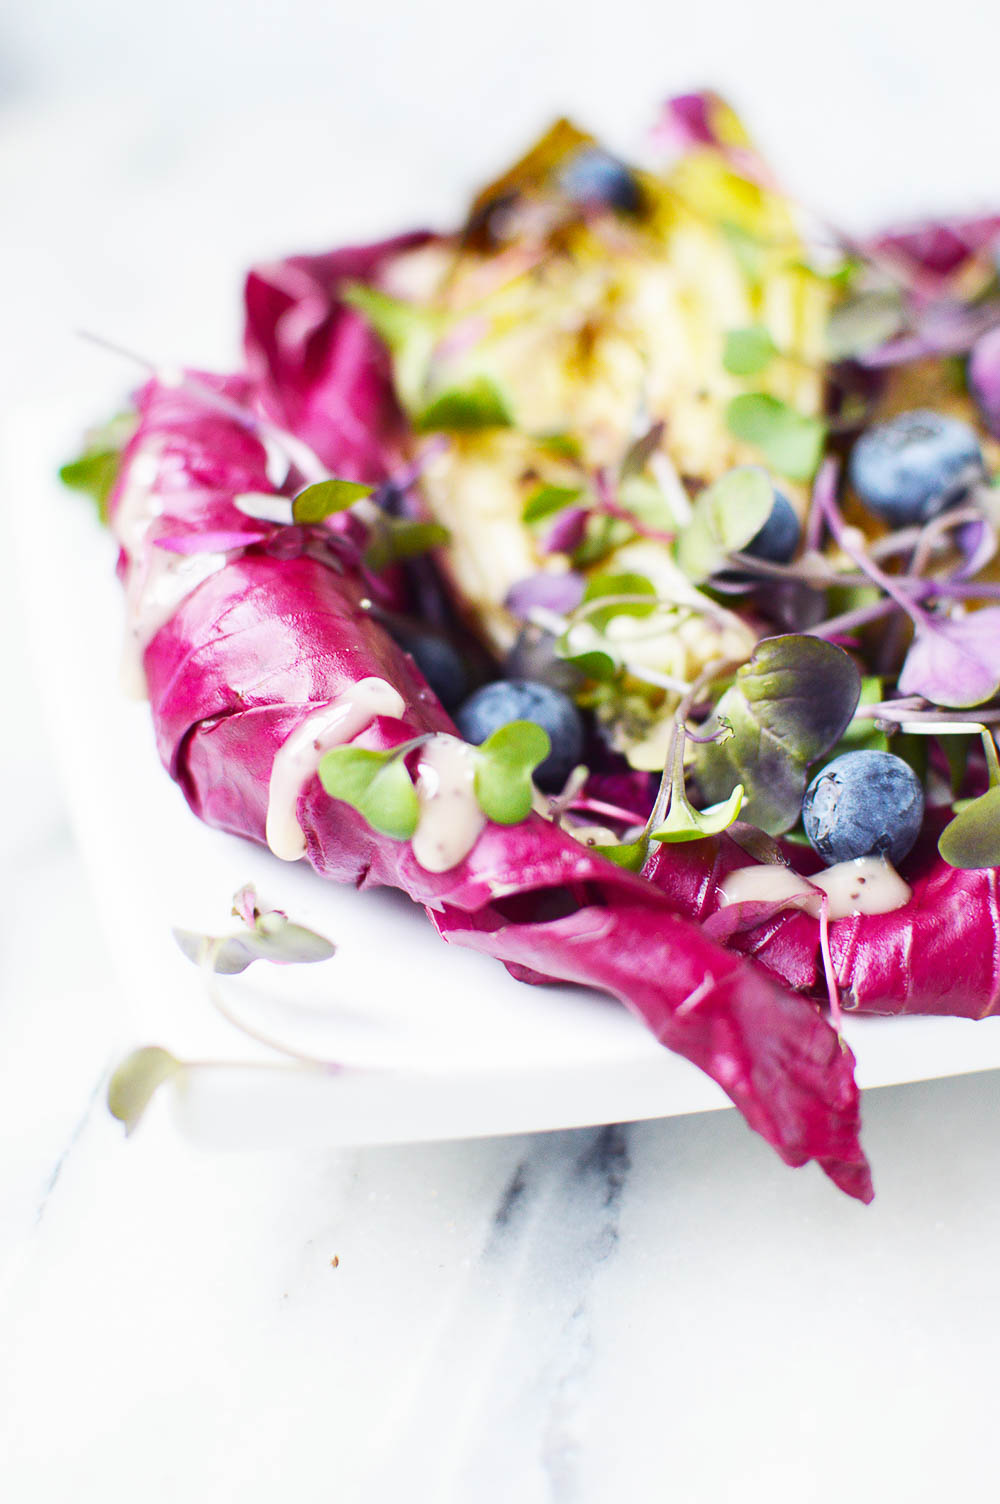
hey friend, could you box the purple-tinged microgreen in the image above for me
[174,887,337,973]
[898,607,1000,708]
[722,326,777,376]
[59,411,138,522]
[473,721,551,824]
[363,518,450,573]
[107,1047,182,1135]
[318,743,422,840]
[505,572,586,618]
[292,478,375,524]
[542,506,590,555]
[676,466,775,581]
[725,394,827,481]
[695,635,862,834]
[594,466,675,544]
[414,375,514,434]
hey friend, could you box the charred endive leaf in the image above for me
[107,1046,182,1135]
[695,635,861,835]
[675,467,774,581]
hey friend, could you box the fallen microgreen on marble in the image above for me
[107,1046,182,1135]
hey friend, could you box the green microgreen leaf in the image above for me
[675,466,775,581]
[651,783,745,844]
[726,394,827,481]
[694,635,861,835]
[474,720,552,825]
[342,283,442,408]
[522,483,584,524]
[556,644,621,682]
[292,478,375,524]
[319,746,420,840]
[363,519,450,573]
[723,327,777,377]
[534,431,583,461]
[938,785,1000,869]
[581,571,657,630]
[414,375,514,433]
[107,1046,181,1135]
[599,837,648,871]
[721,221,767,284]
[59,411,138,523]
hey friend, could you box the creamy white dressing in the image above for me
[718,864,820,913]
[411,735,486,874]
[265,678,405,861]
[563,821,619,849]
[719,855,911,921]
[810,856,911,919]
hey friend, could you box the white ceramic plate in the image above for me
[12,404,1000,1150]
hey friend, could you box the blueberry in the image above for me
[744,488,801,563]
[559,148,642,215]
[398,631,469,711]
[802,750,924,867]
[849,409,983,527]
[455,679,585,791]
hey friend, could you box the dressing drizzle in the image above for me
[266,678,405,861]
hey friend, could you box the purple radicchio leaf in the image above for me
[865,215,1000,291]
[505,570,586,618]
[970,325,1000,438]
[155,527,274,555]
[898,608,1000,709]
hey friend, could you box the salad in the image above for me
[65,93,1000,1200]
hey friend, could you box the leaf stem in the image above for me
[813,457,932,629]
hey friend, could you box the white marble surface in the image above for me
[4,6,1000,1499]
